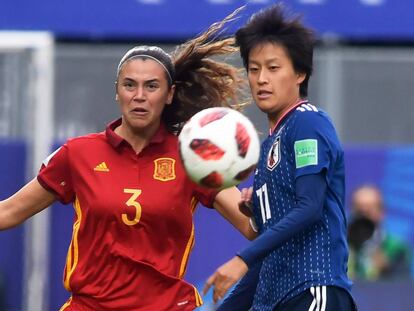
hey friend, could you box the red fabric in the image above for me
[40,119,216,310]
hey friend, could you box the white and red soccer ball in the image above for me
[178,107,260,189]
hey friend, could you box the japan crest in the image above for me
[153,157,176,181]
[267,136,281,170]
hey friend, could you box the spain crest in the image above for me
[153,158,176,181]
[267,136,281,171]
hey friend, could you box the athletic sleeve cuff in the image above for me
[37,175,70,204]
[237,249,258,268]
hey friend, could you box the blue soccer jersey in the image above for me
[243,101,352,310]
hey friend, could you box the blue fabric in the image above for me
[224,173,326,310]
[237,102,352,311]
[273,286,356,311]
[216,261,262,311]
[238,173,327,266]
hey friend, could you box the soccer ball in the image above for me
[178,107,260,189]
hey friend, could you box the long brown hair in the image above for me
[163,6,247,134]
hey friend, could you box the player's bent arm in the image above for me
[237,173,326,267]
[0,178,56,230]
[213,187,257,241]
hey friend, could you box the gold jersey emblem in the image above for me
[94,161,109,172]
[153,158,176,181]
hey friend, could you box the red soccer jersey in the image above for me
[38,119,217,311]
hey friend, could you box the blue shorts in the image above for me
[274,286,356,311]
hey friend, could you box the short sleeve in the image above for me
[37,144,75,204]
[191,182,219,208]
[290,111,340,179]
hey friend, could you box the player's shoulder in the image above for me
[295,102,320,113]
[65,132,106,149]
[293,102,332,124]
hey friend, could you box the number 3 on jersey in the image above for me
[122,189,142,226]
[256,183,271,223]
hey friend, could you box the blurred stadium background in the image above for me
[1,0,414,310]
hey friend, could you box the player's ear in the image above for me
[166,84,175,105]
[115,81,119,102]
[296,72,306,84]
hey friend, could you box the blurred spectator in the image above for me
[347,185,411,281]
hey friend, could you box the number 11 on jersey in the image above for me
[256,183,272,223]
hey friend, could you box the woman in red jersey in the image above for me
[0,9,256,311]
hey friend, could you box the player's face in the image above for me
[116,58,174,132]
[352,188,384,224]
[247,42,305,128]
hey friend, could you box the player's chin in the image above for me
[125,116,151,130]
[256,102,276,114]
[253,96,273,106]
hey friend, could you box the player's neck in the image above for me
[115,120,160,154]
[269,98,307,134]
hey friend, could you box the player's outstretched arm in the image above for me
[205,173,327,301]
[213,186,257,241]
[0,178,56,230]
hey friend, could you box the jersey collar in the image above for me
[106,118,168,149]
[269,99,309,135]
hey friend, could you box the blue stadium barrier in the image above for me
[0,0,412,41]
[0,139,26,311]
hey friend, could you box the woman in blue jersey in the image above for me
[204,4,356,311]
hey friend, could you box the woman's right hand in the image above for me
[238,187,253,217]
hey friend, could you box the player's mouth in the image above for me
[257,90,272,100]
[130,107,149,116]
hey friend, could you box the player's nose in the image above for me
[257,69,269,84]
[133,86,146,100]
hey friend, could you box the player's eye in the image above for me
[269,65,279,71]
[146,83,159,91]
[248,67,259,73]
[123,81,135,90]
